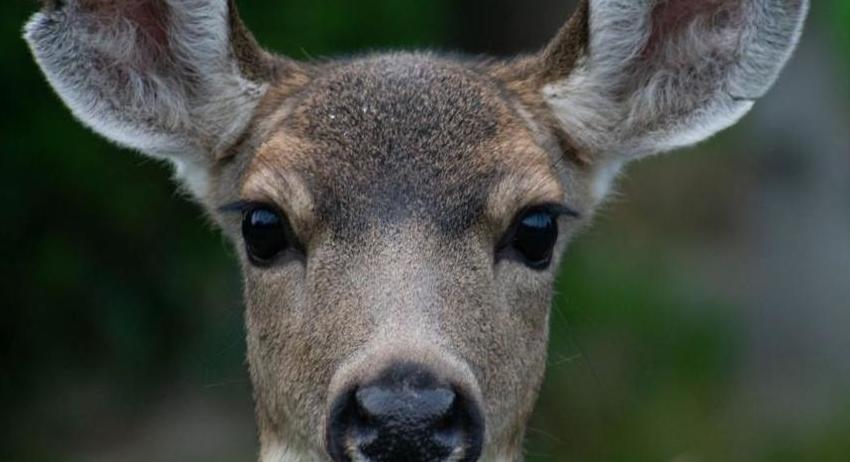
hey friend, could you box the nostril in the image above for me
[354,390,376,425]
[431,393,468,451]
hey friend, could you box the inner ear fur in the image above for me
[527,0,809,161]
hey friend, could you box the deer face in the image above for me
[24,1,809,461]
[221,55,593,461]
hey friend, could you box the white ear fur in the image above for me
[24,0,271,198]
[543,0,809,162]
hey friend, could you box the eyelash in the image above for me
[498,203,578,239]
[218,200,264,215]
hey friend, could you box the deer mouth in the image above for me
[344,441,470,462]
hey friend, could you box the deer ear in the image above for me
[536,0,809,161]
[24,0,285,198]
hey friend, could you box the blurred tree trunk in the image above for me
[729,29,850,429]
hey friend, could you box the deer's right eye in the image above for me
[242,207,290,265]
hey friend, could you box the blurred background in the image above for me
[1,1,848,461]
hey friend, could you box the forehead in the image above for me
[245,54,561,238]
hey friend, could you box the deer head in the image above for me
[24,1,809,461]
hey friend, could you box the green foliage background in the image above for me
[1,1,848,461]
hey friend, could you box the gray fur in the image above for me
[289,55,503,238]
[543,0,810,160]
[24,0,272,197]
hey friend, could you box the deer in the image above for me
[24,0,809,461]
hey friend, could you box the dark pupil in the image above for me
[242,208,287,264]
[514,212,557,268]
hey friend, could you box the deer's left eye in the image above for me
[499,208,559,270]
[514,210,558,268]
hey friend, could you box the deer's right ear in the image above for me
[24,0,289,198]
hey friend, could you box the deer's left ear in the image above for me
[534,0,809,162]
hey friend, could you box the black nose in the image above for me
[327,363,484,462]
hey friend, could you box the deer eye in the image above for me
[242,206,290,265]
[500,208,559,270]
